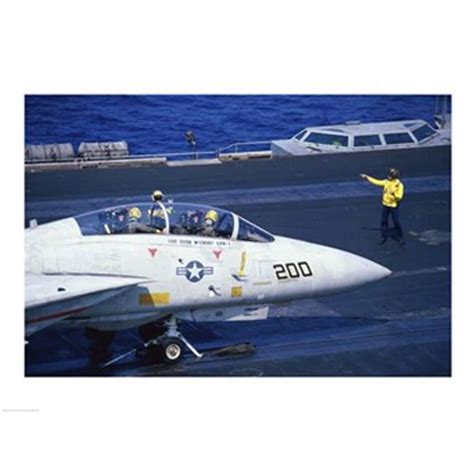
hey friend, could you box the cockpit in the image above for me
[74,202,274,243]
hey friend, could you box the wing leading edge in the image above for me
[25,273,151,336]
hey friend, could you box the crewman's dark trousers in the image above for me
[381,205,403,240]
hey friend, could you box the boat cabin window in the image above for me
[412,124,436,142]
[383,132,415,145]
[354,134,382,147]
[293,129,308,141]
[304,132,349,147]
[237,217,274,243]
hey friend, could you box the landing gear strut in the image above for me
[138,316,203,364]
[100,316,203,369]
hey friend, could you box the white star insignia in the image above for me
[187,262,203,281]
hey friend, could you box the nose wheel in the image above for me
[161,337,185,362]
[139,316,203,364]
[102,316,203,369]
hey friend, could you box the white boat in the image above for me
[271,119,451,157]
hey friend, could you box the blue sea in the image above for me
[25,95,447,155]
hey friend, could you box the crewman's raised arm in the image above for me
[366,175,386,186]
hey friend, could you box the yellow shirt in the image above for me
[367,176,404,208]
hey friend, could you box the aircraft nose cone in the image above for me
[348,254,392,286]
[314,246,391,294]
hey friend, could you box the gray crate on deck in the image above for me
[78,141,129,159]
[25,143,75,162]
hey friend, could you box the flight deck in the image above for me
[25,146,451,376]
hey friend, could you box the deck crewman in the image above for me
[151,189,164,202]
[148,189,168,232]
[360,168,405,245]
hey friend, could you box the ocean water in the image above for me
[25,95,447,155]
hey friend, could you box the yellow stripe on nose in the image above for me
[139,292,170,305]
[238,251,248,277]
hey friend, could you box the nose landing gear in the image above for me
[96,315,203,369]
[161,337,185,362]
[162,316,203,360]
[137,315,203,365]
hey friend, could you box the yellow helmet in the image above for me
[151,189,163,202]
[205,209,219,223]
[129,207,142,219]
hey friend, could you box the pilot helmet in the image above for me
[388,168,400,180]
[128,207,142,220]
[204,209,218,225]
[151,189,164,202]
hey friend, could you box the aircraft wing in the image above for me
[25,273,151,336]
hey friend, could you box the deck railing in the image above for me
[218,140,272,155]
[25,140,274,164]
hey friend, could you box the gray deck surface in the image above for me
[25,146,451,376]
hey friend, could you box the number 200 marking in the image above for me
[273,262,313,280]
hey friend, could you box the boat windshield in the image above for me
[304,132,349,147]
[293,129,308,141]
[412,124,436,142]
[74,202,274,242]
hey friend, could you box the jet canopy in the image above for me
[75,202,275,243]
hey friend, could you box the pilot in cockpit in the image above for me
[125,207,161,234]
[201,209,219,237]
[171,209,202,235]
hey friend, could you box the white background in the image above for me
[1,1,472,473]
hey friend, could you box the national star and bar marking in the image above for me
[176,260,214,283]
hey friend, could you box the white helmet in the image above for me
[151,189,164,202]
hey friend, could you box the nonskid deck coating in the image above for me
[25,175,450,223]
[24,146,451,376]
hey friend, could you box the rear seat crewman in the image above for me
[360,168,405,245]
[125,207,161,234]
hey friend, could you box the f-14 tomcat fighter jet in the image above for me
[25,200,391,365]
